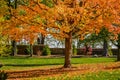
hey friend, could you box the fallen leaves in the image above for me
[6,62,120,79]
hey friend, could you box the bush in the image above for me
[0,46,12,57]
[42,45,51,56]
[108,47,113,56]
[73,45,77,55]
[0,71,7,80]
[24,45,31,54]
[0,34,12,57]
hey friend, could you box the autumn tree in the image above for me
[45,0,120,67]
[0,0,12,56]
[1,0,19,56]
[3,0,120,67]
[2,0,47,56]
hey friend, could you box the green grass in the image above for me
[29,69,120,80]
[0,56,116,71]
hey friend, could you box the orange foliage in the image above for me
[45,0,120,40]
[2,0,120,43]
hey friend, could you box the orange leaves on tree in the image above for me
[2,0,120,43]
[43,0,120,40]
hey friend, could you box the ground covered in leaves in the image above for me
[6,62,120,80]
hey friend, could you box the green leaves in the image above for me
[19,9,26,16]
[41,0,54,8]
[0,0,8,17]
[42,45,51,56]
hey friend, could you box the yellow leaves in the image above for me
[97,15,103,23]
[0,0,8,17]
[0,17,4,22]
[7,27,22,41]
[80,35,84,40]
[46,0,108,39]
[56,5,65,14]
[78,7,84,13]
[23,25,47,39]
[61,26,71,33]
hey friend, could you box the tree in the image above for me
[3,0,120,67]
[94,28,112,56]
[0,0,12,56]
[0,0,19,56]
[45,0,120,67]
[2,0,47,56]
[8,0,18,56]
[111,33,120,61]
[117,34,120,61]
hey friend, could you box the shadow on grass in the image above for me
[0,56,30,59]
[2,62,95,67]
[3,63,64,67]
[3,62,84,67]
[0,56,65,59]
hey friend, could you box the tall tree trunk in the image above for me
[7,0,12,19]
[8,0,11,7]
[37,37,41,45]
[30,44,33,57]
[41,34,45,45]
[117,34,120,61]
[9,0,18,56]
[77,39,80,48]
[15,0,17,9]
[37,34,44,45]
[11,40,17,56]
[117,47,120,61]
[103,39,108,56]
[64,33,72,68]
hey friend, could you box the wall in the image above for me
[17,45,44,55]
[16,45,118,55]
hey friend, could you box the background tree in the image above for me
[116,34,120,61]
[111,33,120,61]
[89,28,113,56]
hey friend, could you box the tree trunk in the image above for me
[64,33,72,68]
[103,39,108,56]
[117,34,120,61]
[37,37,41,45]
[37,34,44,55]
[11,40,17,56]
[77,39,81,48]
[7,0,11,7]
[37,34,44,45]
[117,47,120,61]
[30,44,33,57]
[15,0,17,9]
[41,34,45,45]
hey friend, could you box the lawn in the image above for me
[0,56,119,80]
[0,56,116,71]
